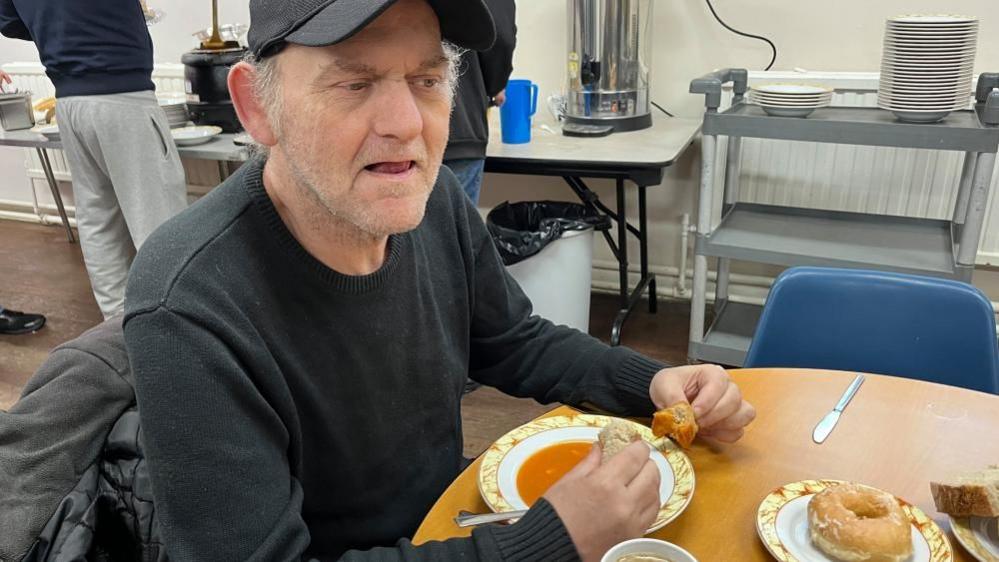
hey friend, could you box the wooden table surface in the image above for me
[414,368,999,560]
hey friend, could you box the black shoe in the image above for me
[0,309,46,335]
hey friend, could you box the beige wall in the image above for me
[3,0,999,296]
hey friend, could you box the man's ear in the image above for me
[228,60,278,147]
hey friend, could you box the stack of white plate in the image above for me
[157,93,190,129]
[878,14,979,123]
[748,84,833,118]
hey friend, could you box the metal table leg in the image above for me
[639,185,656,314]
[560,175,658,346]
[36,148,75,243]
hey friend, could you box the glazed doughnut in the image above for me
[807,483,912,562]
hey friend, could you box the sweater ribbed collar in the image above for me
[242,158,404,294]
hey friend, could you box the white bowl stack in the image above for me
[878,14,979,123]
[748,84,833,118]
[157,93,190,129]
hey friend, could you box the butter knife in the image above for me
[454,509,527,527]
[812,374,865,444]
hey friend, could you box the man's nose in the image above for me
[370,80,424,141]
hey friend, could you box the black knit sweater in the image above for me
[123,158,665,561]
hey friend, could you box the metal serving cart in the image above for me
[687,68,999,365]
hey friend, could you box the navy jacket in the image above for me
[0,0,154,97]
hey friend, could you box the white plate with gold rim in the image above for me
[950,516,999,562]
[478,414,695,534]
[756,479,953,562]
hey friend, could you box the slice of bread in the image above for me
[597,419,642,463]
[930,466,999,517]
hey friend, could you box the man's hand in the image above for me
[543,441,660,562]
[0,69,11,92]
[650,364,756,443]
[492,89,506,107]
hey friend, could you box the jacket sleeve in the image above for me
[464,197,666,416]
[477,0,516,97]
[0,0,31,40]
[125,306,578,562]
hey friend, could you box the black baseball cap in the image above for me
[247,0,497,59]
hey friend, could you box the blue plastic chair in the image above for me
[744,267,999,394]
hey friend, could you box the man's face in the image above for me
[270,0,451,237]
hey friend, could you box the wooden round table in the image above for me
[414,368,999,561]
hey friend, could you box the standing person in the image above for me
[0,71,46,336]
[442,0,515,204]
[0,0,188,319]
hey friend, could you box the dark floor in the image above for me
[0,220,693,457]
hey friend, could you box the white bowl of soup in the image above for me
[600,538,698,562]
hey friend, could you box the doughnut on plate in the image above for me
[756,479,953,561]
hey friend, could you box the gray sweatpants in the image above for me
[56,91,188,318]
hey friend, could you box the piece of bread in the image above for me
[930,466,999,517]
[651,402,698,448]
[597,419,642,462]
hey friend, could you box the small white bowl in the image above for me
[601,538,698,562]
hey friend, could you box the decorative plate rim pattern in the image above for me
[477,413,695,533]
[756,479,953,562]
[950,516,999,562]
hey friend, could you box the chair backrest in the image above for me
[744,267,999,394]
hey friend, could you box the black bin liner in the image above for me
[486,201,610,266]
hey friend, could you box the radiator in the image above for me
[0,62,221,216]
[719,70,999,266]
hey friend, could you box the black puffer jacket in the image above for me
[0,318,164,562]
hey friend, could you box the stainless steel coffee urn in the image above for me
[564,0,653,136]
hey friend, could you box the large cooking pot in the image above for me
[181,47,244,104]
[181,47,245,132]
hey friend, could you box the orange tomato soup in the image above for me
[516,441,592,506]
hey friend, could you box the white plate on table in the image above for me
[888,14,977,25]
[171,125,221,146]
[950,516,999,562]
[478,414,695,534]
[750,96,832,106]
[885,29,979,37]
[758,106,823,118]
[880,62,976,71]
[30,124,59,141]
[756,479,953,561]
[750,92,833,100]
[877,98,968,109]
[753,84,833,96]
[878,84,970,94]
[156,93,187,106]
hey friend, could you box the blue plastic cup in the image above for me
[500,79,539,144]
